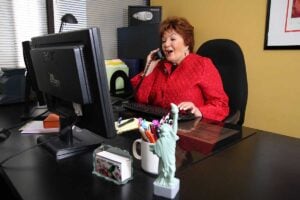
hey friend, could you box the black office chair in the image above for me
[196,39,248,126]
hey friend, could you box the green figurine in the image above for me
[150,103,179,187]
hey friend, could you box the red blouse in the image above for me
[130,53,229,121]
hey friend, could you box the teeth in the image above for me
[163,49,173,56]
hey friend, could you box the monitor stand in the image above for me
[37,116,103,160]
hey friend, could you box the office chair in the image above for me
[196,39,248,126]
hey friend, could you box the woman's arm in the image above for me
[197,58,229,121]
[130,49,161,103]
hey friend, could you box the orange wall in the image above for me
[152,0,300,138]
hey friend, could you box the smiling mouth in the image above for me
[164,49,173,56]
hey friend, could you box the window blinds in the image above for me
[0,0,146,68]
[53,0,146,59]
[0,0,47,68]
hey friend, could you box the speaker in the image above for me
[117,24,161,60]
[128,6,161,26]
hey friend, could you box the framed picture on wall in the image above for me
[264,0,300,49]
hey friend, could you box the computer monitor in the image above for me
[30,27,116,159]
[21,41,47,120]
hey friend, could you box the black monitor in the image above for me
[21,41,47,120]
[30,27,116,159]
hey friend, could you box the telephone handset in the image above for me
[152,49,165,60]
[134,49,164,97]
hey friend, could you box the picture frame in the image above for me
[264,0,300,49]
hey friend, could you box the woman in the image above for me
[130,16,229,121]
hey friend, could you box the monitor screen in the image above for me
[30,27,116,159]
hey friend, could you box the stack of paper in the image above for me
[20,121,59,134]
[114,118,139,134]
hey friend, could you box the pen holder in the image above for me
[132,138,159,174]
[92,144,133,185]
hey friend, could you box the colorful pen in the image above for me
[118,118,135,128]
[145,130,156,143]
[138,126,149,142]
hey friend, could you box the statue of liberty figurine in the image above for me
[150,103,180,198]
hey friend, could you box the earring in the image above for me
[184,47,189,56]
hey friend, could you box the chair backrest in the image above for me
[196,39,248,125]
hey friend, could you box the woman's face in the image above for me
[162,29,189,65]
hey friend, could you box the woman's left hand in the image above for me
[177,102,202,118]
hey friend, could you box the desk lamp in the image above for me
[59,13,78,32]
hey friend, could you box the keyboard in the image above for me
[122,102,196,121]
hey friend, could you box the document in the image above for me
[114,118,139,134]
[20,120,59,134]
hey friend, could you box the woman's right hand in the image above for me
[143,48,161,76]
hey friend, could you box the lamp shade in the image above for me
[59,13,78,32]
[61,13,78,24]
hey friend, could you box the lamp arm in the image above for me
[59,22,64,32]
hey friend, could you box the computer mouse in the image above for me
[0,128,11,142]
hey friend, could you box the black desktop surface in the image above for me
[0,104,27,128]
[0,103,261,200]
[177,132,300,200]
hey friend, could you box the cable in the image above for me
[134,60,152,95]
[116,60,153,104]
[3,109,49,132]
[0,135,59,166]
[0,109,49,165]
[0,115,79,166]
[0,109,49,141]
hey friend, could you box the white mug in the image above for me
[132,138,159,174]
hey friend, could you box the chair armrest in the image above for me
[223,110,240,125]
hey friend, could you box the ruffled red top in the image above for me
[130,53,229,121]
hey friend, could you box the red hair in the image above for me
[160,16,194,52]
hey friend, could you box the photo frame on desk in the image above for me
[264,0,300,49]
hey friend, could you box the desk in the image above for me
[177,132,300,200]
[0,104,24,128]
[0,103,272,200]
